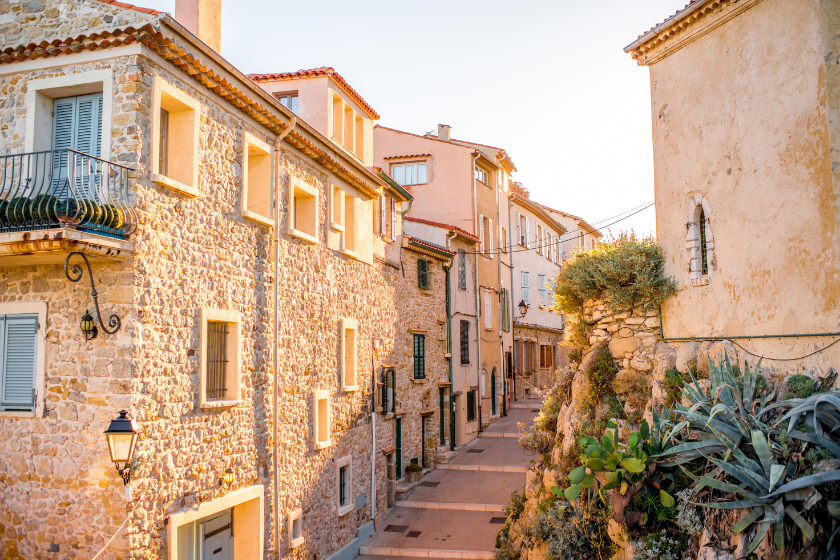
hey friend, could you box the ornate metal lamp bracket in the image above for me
[64,252,121,336]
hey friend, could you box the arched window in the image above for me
[699,206,708,275]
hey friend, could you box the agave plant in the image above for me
[691,429,840,554]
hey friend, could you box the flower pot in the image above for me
[407,470,421,483]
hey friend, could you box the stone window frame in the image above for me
[686,194,716,286]
[167,484,265,560]
[198,308,242,409]
[335,455,353,516]
[24,69,114,157]
[340,318,359,392]
[151,77,201,197]
[313,389,331,450]
[288,176,319,244]
[288,508,304,549]
[0,302,47,419]
[241,131,274,227]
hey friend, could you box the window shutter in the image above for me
[75,93,103,157]
[418,258,428,289]
[381,369,387,413]
[413,334,425,379]
[484,291,491,329]
[522,271,530,305]
[391,198,397,241]
[538,274,546,305]
[0,315,38,410]
[478,214,484,252]
[516,213,522,246]
[525,218,530,249]
[380,194,386,236]
[458,250,466,291]
[488,219,493,253]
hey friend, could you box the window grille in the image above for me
[458,250,466,291]
[339,465,347,506]
[417,259,429,289]
[466,390,476,422]
[699,206,708,275]
[413,334,426,379]
[460,320,470,364]
[206,322,229,400]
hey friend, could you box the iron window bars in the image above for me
[206,322,229,400]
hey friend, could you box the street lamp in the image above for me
[104,410,140,500]
[80,309,98,341]
[518,300,529,317]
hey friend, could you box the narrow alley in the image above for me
[358,399,543,560]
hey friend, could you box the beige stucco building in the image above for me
[0,1,428,559]
[625,0,840,375]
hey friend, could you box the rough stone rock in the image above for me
[653,342,677,376]
[544,467,561,491]
[696,529,737,560]
[630,357,653,371]
[697,341,715,375]
[526,541,550,560]
[709,341,739,367]
[676,342,698,373]
[624,317,646,325]
[525,470,541,499]
[609,336,641,358]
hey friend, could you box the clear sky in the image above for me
[136,0,689,239]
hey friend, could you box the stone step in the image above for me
[437,450,459,463]
[436,464,527,473]
[478,432,518,438]
[360,547,495,559]
[399,501,505,512]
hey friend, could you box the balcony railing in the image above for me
[0,149,136,239]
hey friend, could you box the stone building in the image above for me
[0,1,413,559]
[624,0,840,376]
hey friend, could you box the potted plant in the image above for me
[405,462,422,483]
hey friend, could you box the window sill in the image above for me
[337,504,354,517]
[331,221,345,232]
[152,173,199,197]
[201,399,242,410]
[290,537,305,549]
[342,385,359,392]
[481,253,494,260]
[340,247,359,260]
[315,440,332,450]
[242,210,275,227]
[289,228,318,245]
[412,378,427,384]
[0,409,38,418]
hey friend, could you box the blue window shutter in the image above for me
[74,93,103,157]
[1,315,38,410]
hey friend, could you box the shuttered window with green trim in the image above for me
[0,314,39,411]
[381,367,395,414]
[413,334,425,379]
[417,258,429,289]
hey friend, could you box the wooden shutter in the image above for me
[413,334,425,379]
[74,93,103,157]
[418,258,428,289]
[516,213,521,246]
[522,271,530,305]
[380,369,387,413]
[380,194,386,236]
[525,218,530,248]
[484,291,491,329]
[0,315,38,410]
[488,219,493,253]
[391,198,397,241]
[538,274,546,305]
[478,214,484,252]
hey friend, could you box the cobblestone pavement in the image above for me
[358,399,542,560]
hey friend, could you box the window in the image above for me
[289,176,319,244]
[332,94,344,145]
[500,289,510,332]
[540,345,553,368]
[474,167,488,184]
[336,456,353,516]
[152,77,200,197]
[484,291,492,330]
[417,258,429,289]
[380,367,396,414]
[331,92,365,159]
[391,198,397,241]
[340,319,358,391]
[241,132,273,226]
[538,274,546,306]
[517,213,527,246]
[275,92,299,113]
[199,308,241,408]
[331,184,344,230]
[289,508,304,548]
[501,227,507,253]
[466,390,476,422]
[413,334,425,380]
[688,197,715,285]
[391,162,427,186]
[478,215,493,256]
[548,281,556,309]
[536,225,542,254]
[457,250,467,290]
[521,271,530,305]
[459,320,470,364]
[313,390,331,449]
[699,206,708,275]
[342,192,357,256]
[0,314,40,413]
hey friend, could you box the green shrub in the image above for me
[568,348,582,364]
[786,374,815,399]
[553,231,675,316]
[405,463,422,473]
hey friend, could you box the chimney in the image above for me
[175,0,222,52]
[438,124,451,142]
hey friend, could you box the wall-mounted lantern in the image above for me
[220,468,235,487]
[518,300,529,317]
[65,252,121,341]
[104,410,140,500]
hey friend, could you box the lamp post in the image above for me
[518,300,529,317]
[104,410,140,501]
[80,310,98,341]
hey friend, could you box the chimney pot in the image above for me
[438,124,451,142]
[175,0,222,52]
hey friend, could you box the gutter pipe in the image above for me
[370,341,377,522]
[471,152,483,432]
[272,116,296,560]
[506,196,517,408]
[497,178,505,417]
[446,231,457,451]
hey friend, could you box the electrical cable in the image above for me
[725,337,840,362]
[90,491,145,560]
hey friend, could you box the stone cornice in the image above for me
[625,0,765,67]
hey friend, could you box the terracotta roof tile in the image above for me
[405,235,456,257]
[383,154,431,160]
[249,67,379,119]
[404,216,479,242]
[630,0,707,44]
[94,0,163,15]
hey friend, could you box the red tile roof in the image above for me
[94,0,163,15]
[404,216,479,242]
[628,0,707,47]
[383,154,431,160]
[249,67,379,119]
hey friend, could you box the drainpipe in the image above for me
[272,116,296,560]
[370,341,377,522]
[446,231,457,451]
[507,197,517,405]
[401,196,413,217]
[471,152,483,433]
[496,179,505,417]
